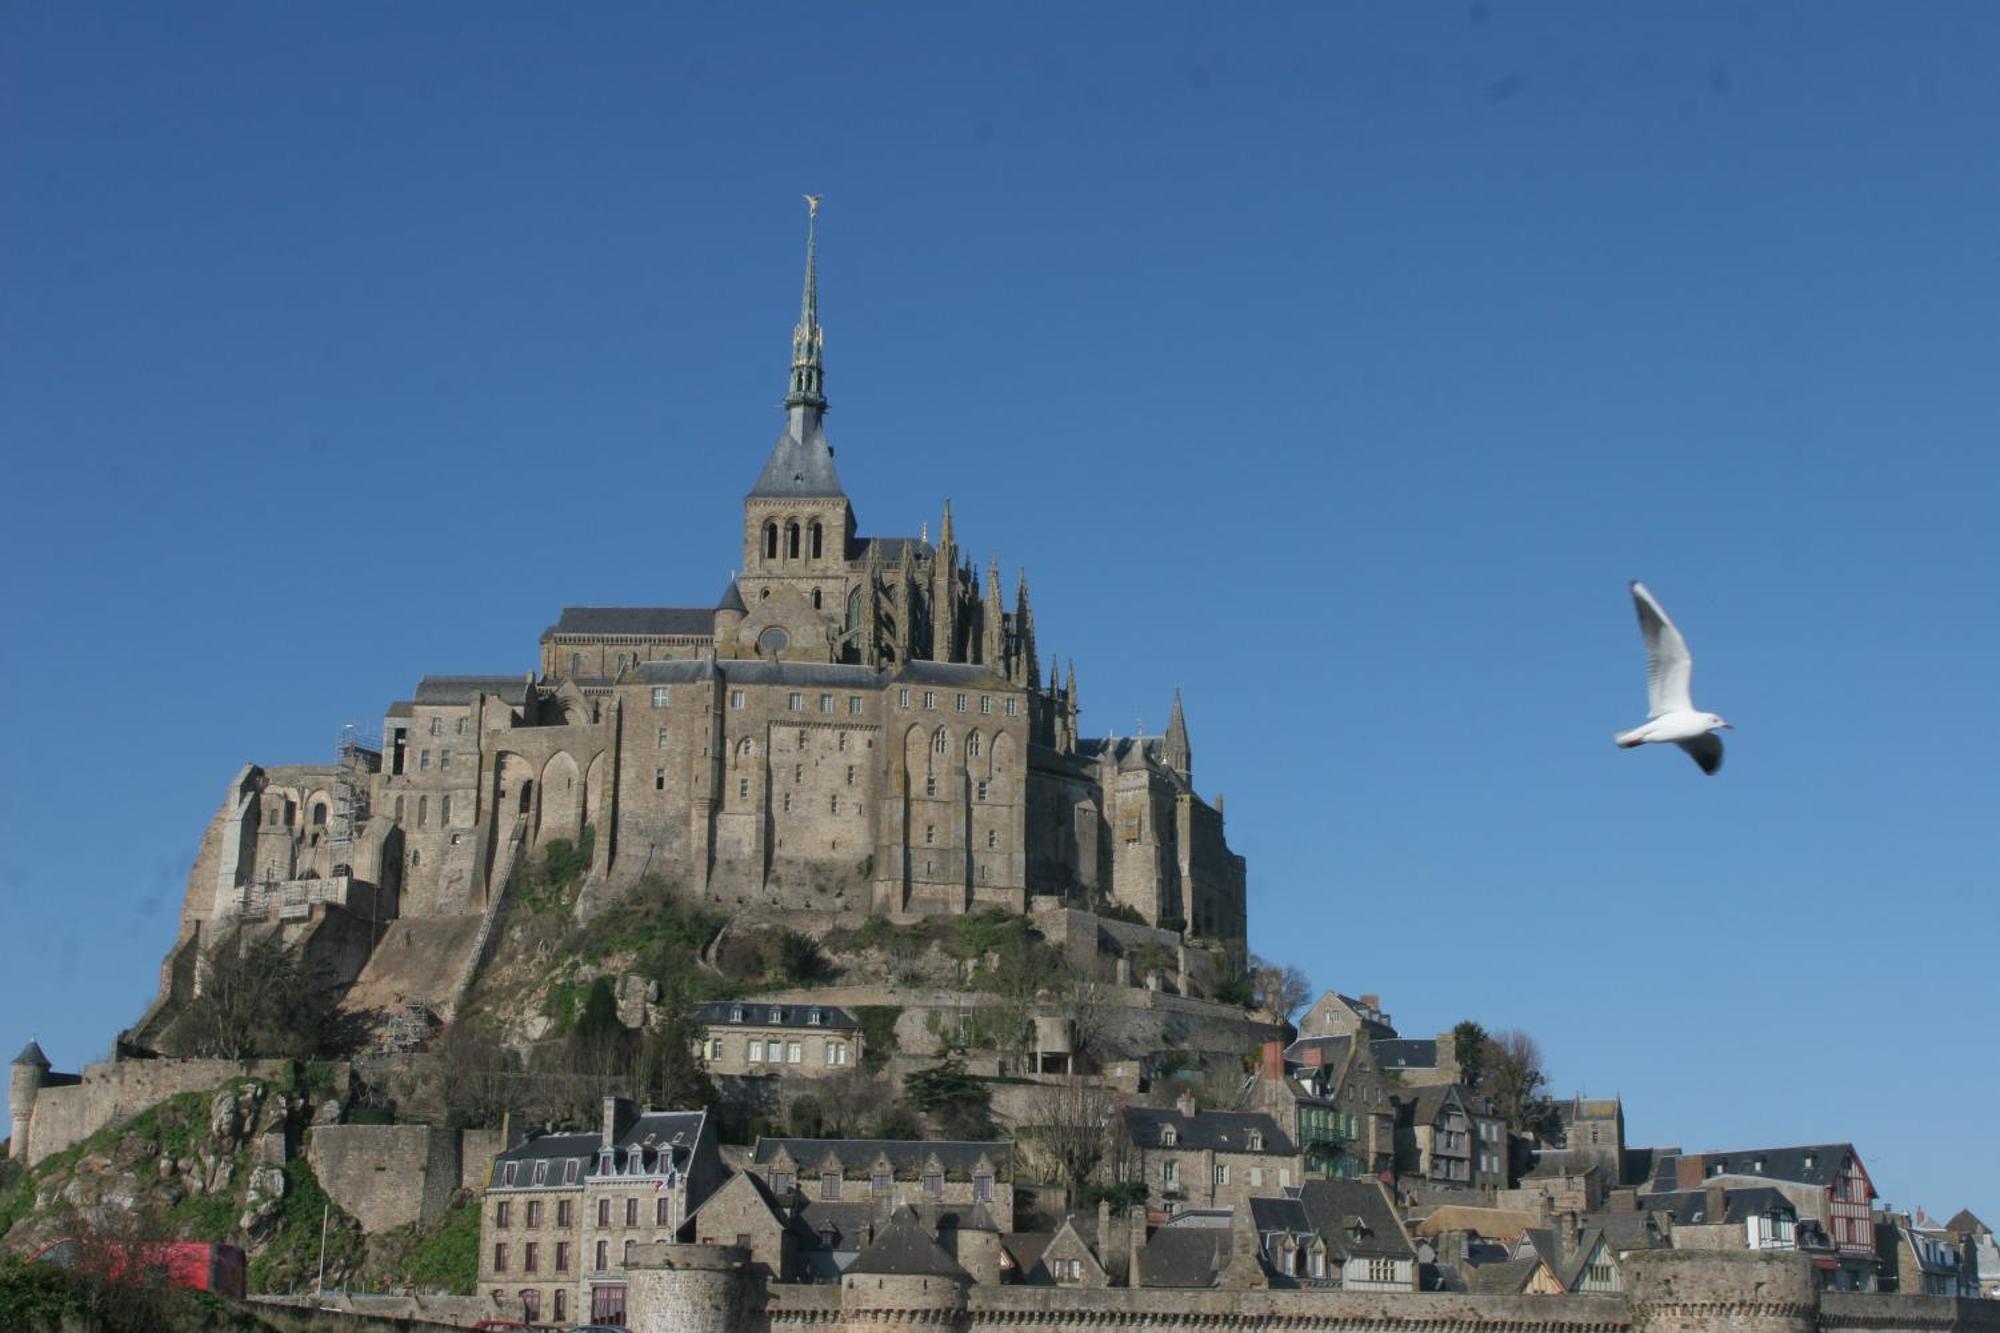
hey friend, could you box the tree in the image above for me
[1481,1029,1557,1135]
[170,927,338,1059]
[904,1057,994,1139]
[1248,954,1313,1024]
[435,1020,512,1129]
[1026,1077,1120,1207]
[634,989,717,1112]
[1451,1020,1490,1089]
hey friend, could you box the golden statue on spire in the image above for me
[804,193,822,218]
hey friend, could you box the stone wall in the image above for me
[22,1057,303,1167]
[307,1124,461,1232]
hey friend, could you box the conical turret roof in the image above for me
[14,1039,50,1068]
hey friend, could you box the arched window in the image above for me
[311,802,328,826]
[570,652,582,676]
[764,522,778,560]
[811,588,822,611]
[417,796,428,828]
[810,522,823,559]
[518,779,533,815]
[933,728,949,755]
[967,732,981,758]
[846,585,863,633]
[787,523,801,559]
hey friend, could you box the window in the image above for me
[556,1241,570,1272]
[429,717,441,737]
[554,1289,568,1322]
[787,522,801,559]
[521,1290,540,1320]
[417,795,429,828]
[748,1040,765,1063]
[821,1171,840,1201]
[496,1201,511,1229]
[1249,1167,1264,1187]
[394,795,405,822]
[656,768,666,791]
[439,749,452,771]
[783,793,792,813]
[730,689,746,709]
[571,652,583,676]
[1162,1127,1178,1147]
[1163,1160,1179,1186]
[974,1172,993,1202]
[967,732,981,757]
[986,829,997,849]
[819,694,834,713]
[597,1199,610,1227]
[922,691,936,709]
[793,764,803,782]
[492,1243,508,1273]
[955,693,967,712]
[771,1171,795,1194]
[558,1199,573,1225]
[1006,697,1020,717]
[810,522,823,559]
[738,778,749,799]
[830,795,840,814]
[526,1200,541,1227]
[1247,1129,1264,1151]
[922,1171,944,1195]
[524,1242,539,1273]
[420,749,431,771]
[657,725,670,749]
[872,1170,891,1197]
[730,1005,744,1022]
[787,1041,802,1063]
[976,780,987,800]
[625,1198,639,1227]
[594,1240,609,1271]
[592,1284,626,1323]
[1215,1164,1230,1185]
[441,795,451,824]
[765,522,778,560]
[925,775,937,796]
[789,693,804,711]
[980,695,992,715]
[846,765,855,785]
[826,1041,848,1066]
[849,696,863,714]
[811,587,823,609]
[657,1196,673,1226]
[1369,1259,1396,1284]
[899,687,911,708]
[924,825,935,845]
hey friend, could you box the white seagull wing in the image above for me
[1630,581,1694,718]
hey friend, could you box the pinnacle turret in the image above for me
[1162,690,1191,778]
[784,194,827,419]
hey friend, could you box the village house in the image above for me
[693,1000,861,1078]
[1643,1142,1879,1290]
[745,1137,1015,1234]
[1244,1039,1396,1181]
[477,1100,723,1327]
[1118,1094,1300,1211]
[1248,1178,1419,1291]
[1395,1084,1507,1193]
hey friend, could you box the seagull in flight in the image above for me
[1615,581,1731,774]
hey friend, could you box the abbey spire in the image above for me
[785,193,827,424]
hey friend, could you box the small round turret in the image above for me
[10,1039,52,1162]
[623,1242,753,1333]
[1626,1248,1818,1333]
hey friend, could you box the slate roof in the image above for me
[1121,1107,1295,1155]
[696,1001,859,1032]
[1946,1209,1991,1236]
[749,422,846,499]
[635,658,883,689]
[544,607,717,638]
[1135,1223,1229,1288]
[1465,1256,1548,1294]
[1399,1084,1470,1125]
[854,536,929,564]
[13,1040,50,1068]
[385,701,414,718]
[892,660,1013,688]
[491,1109,709,1186]
[1249,1196,1312,1235]
[1646,1143,1860,1193]
[1372,1039,1438,1071]
[752,1138,1012,1180]
[1647,1186,1796,1226]
[1297,1179,1416,1262]
[413,675,533,706]
[1283,1036,1352,1068]
[843,1206,968,1279]
[717,581,748,613]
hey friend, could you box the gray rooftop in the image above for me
[843,1206,968,1280]
[13,1039,50,1067]
[545,607,717,638]
[750,421,846,499]
[695,1001,858,1031]
[413,675,533,706]
[1372,1038,1438,1070]
[1297,1178,1416,1262]
[753,1138,1012,1180]
[635,658,884,689]
[1121,1107,1294,1155]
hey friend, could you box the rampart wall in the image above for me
[306,1124,461,1232]
[22,1057,303,1167]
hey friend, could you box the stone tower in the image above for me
[1625,1248,1818,1333]
[9,1039,50,1162]
[738,196,858,643]
[624,1242,756,1333]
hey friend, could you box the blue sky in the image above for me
[3,4,1995,1216]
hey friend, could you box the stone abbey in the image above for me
[126,209,1246,1039]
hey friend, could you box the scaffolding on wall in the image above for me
[329,723,381,878]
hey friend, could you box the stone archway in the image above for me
[538,751,583,848]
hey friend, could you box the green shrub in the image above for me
[382,1198,480,1294]
[246,1156,365,1295]
[852,1006,902,1075]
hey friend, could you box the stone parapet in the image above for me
[1626,1249,1817,1333]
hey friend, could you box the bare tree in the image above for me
[1248,954,1313,1024]
[1482,1028,1556,1134]
[1026,1077,1121,1207]
[168,927,338,1059]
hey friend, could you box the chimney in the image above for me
[1609,1188,1639,1214]
[1704,1183,1728,1226]
[1128,1206,1147,1288]
[1261,1041,1285,1081]
[1175,1090,1197,1117]
[1302,1046,1326,1069]
[602,1095,635,1150]
[1360,994,1381,1012]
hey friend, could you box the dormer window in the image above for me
[564,1160,579,1185]
[1161,1127,1178,1147]
[502,1162,518,1187]
[533,1161,548,1185]
[600,1151,615,1175]
[808,1009,822,1026]
[769,1007,784,1023]
[628,1147,645,1174]
[1247,1130,1264,1152]
[1803,1153,1817,1170]
[730,1005,745,1023]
